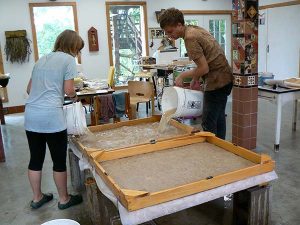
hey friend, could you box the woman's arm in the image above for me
[64,79,77,101]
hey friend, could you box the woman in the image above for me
[25,30,84,209]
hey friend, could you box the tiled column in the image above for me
[232,0,258,149]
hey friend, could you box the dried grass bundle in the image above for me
[5,30,32,64]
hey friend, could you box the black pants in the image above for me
[26,129,68,172]
[202,83,232,139]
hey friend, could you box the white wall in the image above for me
[259,0,294,5]
[258,4,300,79]
[0,0,231,107]
[0,0,111,107]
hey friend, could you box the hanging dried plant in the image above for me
[4,30,32,64]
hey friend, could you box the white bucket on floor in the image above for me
[161,86,203,117]
[41,219,80,225]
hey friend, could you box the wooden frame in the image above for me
[105,1,149,67]
[29,2,81,63]
[71,115,194,161]
[91,132,275,211]
[259,0,300,10]
[0,45,8,103]
[182,10,232,15]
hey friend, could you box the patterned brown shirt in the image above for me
[184,25,233,91]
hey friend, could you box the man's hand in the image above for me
[190,78,200,90]
[175,75,184,87]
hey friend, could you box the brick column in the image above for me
[232,0,259,149]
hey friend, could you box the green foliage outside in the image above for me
[34,6,74,58]
[111,6,142,85]
[37,22,73,58]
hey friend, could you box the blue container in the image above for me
[258,74,274,86]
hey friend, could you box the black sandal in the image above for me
[30,193,53,209]
[58,194,83,210]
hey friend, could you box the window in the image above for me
[209,19,226,54]
[29,3,79,61]
[180,20,198,57]
[106,2,148,85]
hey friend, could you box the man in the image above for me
[159,8,233,139]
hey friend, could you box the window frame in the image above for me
[105,1,149,67]
[29,2,80,63]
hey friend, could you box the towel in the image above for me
[97,94,115,122]
[113,92,126,118]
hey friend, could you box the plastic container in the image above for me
[41,219,80,225]
[161,86,203,118]
[258,72,274,86]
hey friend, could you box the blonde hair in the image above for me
[53,30,84,57]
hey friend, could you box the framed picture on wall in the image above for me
[149,28,165,39]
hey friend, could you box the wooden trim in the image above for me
[143,3,149,56]
[113,85,128,90]
[182,10,233,15]
[89,114,161,132]
[105,1,148,66]
[94,135,206,162]
[72,3,81,64]
[72,116,195,161]
[29,2,80,62]
[29,5,39,61]
[0,44,4,74]
[0,46,8,103]
[3,105,25,114]
[29,2,77,7]
[105,2,146,6]
[105,3,113,66]
[206,136,261,164]
[125,162,274,211]
[91,133,275,211]
[259,0,300,10]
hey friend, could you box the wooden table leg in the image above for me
[233,185,271,225]
[0,97,5,125]
[84,169,121,225]
[0,126,5,162]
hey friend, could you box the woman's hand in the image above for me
[70,93,78,102]
[175,74,184,87]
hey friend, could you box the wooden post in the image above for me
[233,185,271,225]
[68,149,84,191]
[0,127,5,162]
[84,169,121,225]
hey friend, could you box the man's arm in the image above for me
[175,55,209,86]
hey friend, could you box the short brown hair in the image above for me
[53,30,84,57]
[159,8,185,29]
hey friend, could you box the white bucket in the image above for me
[41,219,80,225]
[161,87,203,117]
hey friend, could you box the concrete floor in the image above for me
[0,99,299,225]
